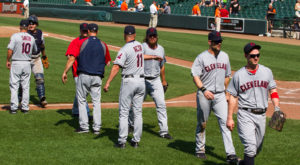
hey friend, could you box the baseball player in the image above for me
[226,43,280,165]
[62,23,111,134]
[104,26,145,148]
[26,15,48,107]
[6,19,37,114]
[65,23,91,117]
[191,31,238,163]
[128,27,172,139]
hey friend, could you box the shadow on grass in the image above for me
[55,109,78,129]
[30,95,40,105]
[167,139,227,164]
[143,123,160,137]
[95,127,118,144]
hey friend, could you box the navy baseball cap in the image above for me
[20,19,29,27]
[146,27,157,36]
[88,23,98,31]
[80,23,89,31]
[244,42,261,54]
[208,30,223,42]
[124,25,135,35]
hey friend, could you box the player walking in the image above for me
[191,31,239,163]
[104,26,145,148]
[65,23,91,117]
[62,23,111,134]
[7,19,37,114]
[226,43,280,165]
[128,27,172,139]
[27,15,48,107]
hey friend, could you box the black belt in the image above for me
[241,108,267,114]
[145,77,157,80]
[122,75,144,78]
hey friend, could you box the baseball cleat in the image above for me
[93,130,100,135]
[21,110,29,114]
[195,153,207,159]
[40,97,47,108]
[226,154,240,164]
[75,128,89,133]
[10,110,17,114]
[130,141,139,148]
[160,133,173,139]
[114,143,126,149]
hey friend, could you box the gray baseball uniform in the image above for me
[191,50,236,156]
[227,64,276,157]
[8,32,37,111]
[114,40,145,144]
[128,42,169,136]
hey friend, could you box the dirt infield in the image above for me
[1,15,300,120]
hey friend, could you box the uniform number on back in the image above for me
[137,53,143,67]
[22,42,31,54]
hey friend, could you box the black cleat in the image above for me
[21,110,29,114]
[114,143,126,149]
[160,133,173,139]
[10,110,17,114]
[226,154,240,164]
[195,153,207,159]
[40,97,47,108]
[75,128,89,133]
[130,141,139,148]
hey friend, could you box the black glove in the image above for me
[163,83,168,93]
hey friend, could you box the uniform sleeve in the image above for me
[65,39,75,56]
[160,47,166,68]
[268,69,277,89]
[114,49,127,67]
[226,74,239,97]
[191,55,203,77]
[7,34,16,50]
[103,42,111,65]
[41,32,45,45]
[225,55,231,77]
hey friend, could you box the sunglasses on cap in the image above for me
[249,53,260,58]
[212,40,222,44]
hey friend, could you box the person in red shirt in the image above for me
[65,23,90,117]
[109,0,116,7]
[220,4,229,17]
[85,0,93,6]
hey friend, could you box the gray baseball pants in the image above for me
[72,77,90,115]
[118,76,145,144]
[237,109,266,157]
[129,77,169,136]
[76,73,102,132]
[10,61,31,111]
[195,91,236,156]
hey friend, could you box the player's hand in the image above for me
[162,80,168,86]
[6,61,11,69]
[62,72,67,84]
[103,83,110,92]
[106,61,111,67]
[226,118,235,131]
[155,56,163,61]
[203,90,214,100]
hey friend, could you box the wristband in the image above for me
[200,86,207,92]
[271,92,279,99]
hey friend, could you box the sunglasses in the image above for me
[212,40,223,44]
[249,54,260,58]
[148,34,157,38]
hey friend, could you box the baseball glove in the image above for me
[269,110,286,132]
[42,56,49,69]
[163,83,168,93]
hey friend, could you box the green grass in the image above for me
[0,107,298,165]
[0,16,299,81]
[0,37,195,104]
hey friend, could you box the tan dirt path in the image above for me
[0,16,299,120]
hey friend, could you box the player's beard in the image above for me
[211,46,220,56]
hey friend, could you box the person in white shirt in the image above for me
[136,0,144,12]
[23,0,29,18]
[149,1,158,28]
